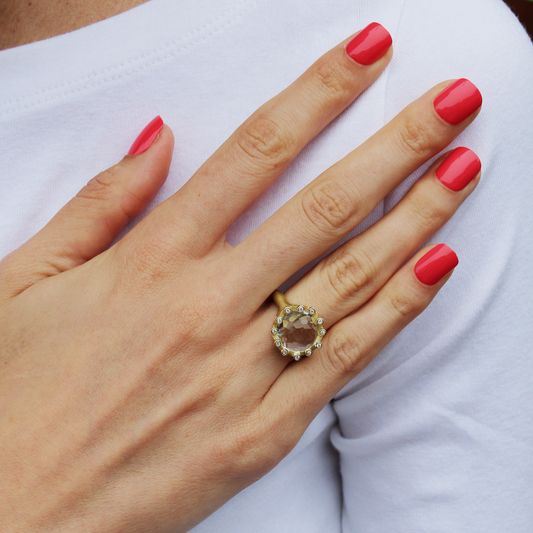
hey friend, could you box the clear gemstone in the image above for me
[320,329,326,336]
[317,318,324,325]
[309,308,315,314]
[282,349,288,356]
[284,307,291,314]
[294,354,301,361]
[316,342,322,349]
[278,310,319,352]
[275,340,281,347]
[271,327,278,334]
[298,305,304,312]
[277,317,283,324]
[306,349,312,356]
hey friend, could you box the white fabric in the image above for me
[1,0,532,531]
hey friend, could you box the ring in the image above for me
[271,290,326,361]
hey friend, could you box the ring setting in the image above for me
[271,290,325,361]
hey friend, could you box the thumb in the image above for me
[0,116,174,299]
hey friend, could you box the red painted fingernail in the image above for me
[128,116,164,155]
[414,244,458,286]
[436,147,481,191]
[434,79,482,125]
[346,22,392,65]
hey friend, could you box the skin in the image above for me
[0,0,149,51]
[0,9,482,533]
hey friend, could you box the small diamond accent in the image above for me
[309,308,315,314]
[317,318,324,325]
[316,342,322,349]
[294,354,301,361]
[271,327,278,334]
[320,329,326,336]
[298,305,304,312]
[282,349,288,356]
[275,340,281,347]
[284,307,291,314]
[306,349,312,356]
[277,317,283,324]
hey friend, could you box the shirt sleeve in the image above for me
[331,1,533,531]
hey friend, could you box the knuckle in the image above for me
[409,193,448,230]
[76,163,124,203]
[235,114,293,170]
[312,58,353,104]
[396,117,437,159]
[388,290,421,319]
[325,248,375,300]
[323,328,364,376]
[123,236,176,288]
[301,179,354,234]
[227,410,298,478]
[229,418,270,472]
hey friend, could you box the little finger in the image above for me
[266,243,459,429]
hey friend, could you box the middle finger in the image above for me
[232,78,482,306]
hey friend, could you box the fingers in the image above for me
[285,147,481,324]
[266,244,459,429]
[233,79,482,306]
[0,118,173,299]
[152,23,393,257]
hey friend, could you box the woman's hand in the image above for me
[0,24,482,533]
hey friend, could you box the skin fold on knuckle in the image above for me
[226,416,275,477]
[386,283,427,322]
[395,113,441,161]
[308,53,357,109]
[76,164,124,204]
[407,188,450,233]
[234,113,294,172]
[300,178,355,237]
[322,328,364,376]
[120,236,177,290]
[323,247,375,301]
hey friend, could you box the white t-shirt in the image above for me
[1,0,532,531]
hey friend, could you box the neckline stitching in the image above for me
[0,0,252,116]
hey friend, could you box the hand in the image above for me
[0,24,481,533]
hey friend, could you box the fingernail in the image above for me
[436,147,481,191]
[128,116,164,155]
[415,244,458,285]
[434,79,482,125]
[346,22,392,65]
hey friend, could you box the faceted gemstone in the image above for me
[280,311,318,352]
